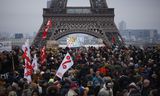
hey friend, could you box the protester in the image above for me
[127,82,141,96]
[98,79,114,96]
[0,44,160,96]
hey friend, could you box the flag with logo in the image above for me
[56,52,74,79]
[22,39,33,83]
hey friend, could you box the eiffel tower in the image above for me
[33,0,123,48]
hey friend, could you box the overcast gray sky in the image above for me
[0,0,160,35]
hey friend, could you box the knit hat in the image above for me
[48,78,54,83]
[128,82,138,89]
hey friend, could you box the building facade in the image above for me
[120,29,159,46]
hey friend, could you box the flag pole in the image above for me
[11,52,15,71]
[53,75,56,80]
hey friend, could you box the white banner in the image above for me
[32,54,39,74]
[22,39,32,83]
[0,41,12,52]
[56,52,73,79]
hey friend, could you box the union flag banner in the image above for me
[112,36,116,44]
[22,39,32,83]
[42,18,52,39]
[40,46,46,65]
[42,26,50,39]
[56,52,73,79]
[46,18,52,28]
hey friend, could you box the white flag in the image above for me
[32,54,39,74]
[22,39,31,59]
[56,52,74,79]
[22,39,32,83]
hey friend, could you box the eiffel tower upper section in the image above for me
[45,0,113,14]
[33,0,123,48]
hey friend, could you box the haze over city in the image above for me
[0,0,160,35]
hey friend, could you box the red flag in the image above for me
[22,40,33,83]
[42,26,49,39]
[40,46,46,65]
[112,36,116,44]
[47,18,52,28]
[42,18,52,39]
[22,47,31,63]
[24,61,34,76]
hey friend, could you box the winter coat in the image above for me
[98,84,113,96]
[129,90,141,96]
[21,89,32,96]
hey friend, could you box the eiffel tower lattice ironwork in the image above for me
[33,0,123,47]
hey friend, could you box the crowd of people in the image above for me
[0,45,160,96]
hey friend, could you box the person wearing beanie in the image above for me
[46,85,59,96]
[127,82,141,96]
